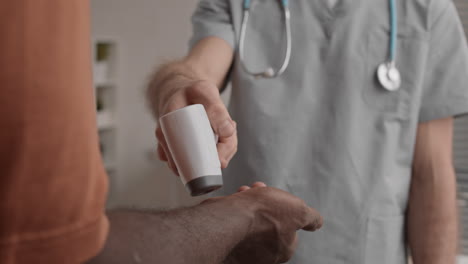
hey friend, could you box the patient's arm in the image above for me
[88,197,251,264]
[88,186,323,264]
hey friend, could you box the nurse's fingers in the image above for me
[238,186,250,192]
[251,182,267,188]
[163,147,179,176]
[301,207,323,232]
[157,143,168,162]
[217,124,238,168]
[186,81,236,139]
[238,182,267,192]
[155,127,179,176]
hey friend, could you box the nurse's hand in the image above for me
[155,80,237,175]
[224,184,323,264]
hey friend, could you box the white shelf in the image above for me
[94,79,116,88]
[97,111,115,130]
[92,39,119,208]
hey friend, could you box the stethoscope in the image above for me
[238,0,402,92]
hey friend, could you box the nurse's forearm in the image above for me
[407,118,458,264]
[87,197,253,264]
[407,167,458,263]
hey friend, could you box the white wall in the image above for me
[91,0,203,209]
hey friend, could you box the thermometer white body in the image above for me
[159,104,222,196]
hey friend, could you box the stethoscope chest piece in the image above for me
[377,63,401,92]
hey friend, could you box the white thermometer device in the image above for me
[159,104,222,196]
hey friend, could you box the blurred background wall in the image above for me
[91,0,199,209]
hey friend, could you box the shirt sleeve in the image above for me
[419,1,468,122]
[189,0,236,49]
[0,1,109,263]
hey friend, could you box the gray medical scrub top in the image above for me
[190,0,468,263]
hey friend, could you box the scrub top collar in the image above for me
[312,0,360,21]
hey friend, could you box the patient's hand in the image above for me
[221,182,323,264]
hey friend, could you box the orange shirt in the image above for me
[0,1,109,263]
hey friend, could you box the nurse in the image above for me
[147,0,468,263]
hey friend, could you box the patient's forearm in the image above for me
[88,198,252,264]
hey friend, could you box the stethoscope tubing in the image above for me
[389,0,397,64]
[239,0,401,91]
[239,0,292,78]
